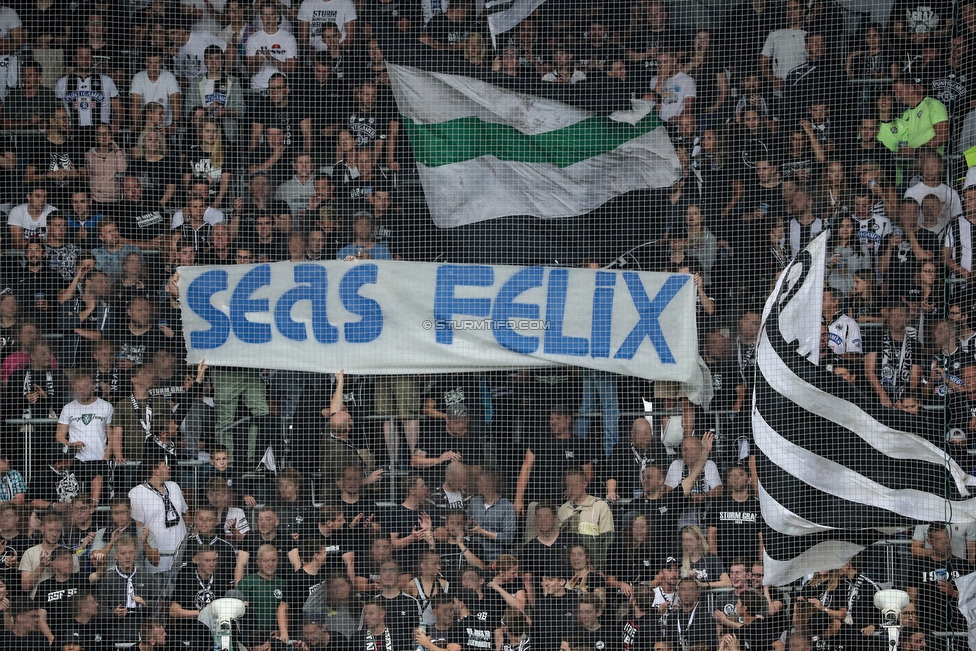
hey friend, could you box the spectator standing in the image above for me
[128,453,188,573]
[129,49,182,132]
[247,3,299,89]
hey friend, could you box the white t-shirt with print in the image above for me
[58,398,114,463]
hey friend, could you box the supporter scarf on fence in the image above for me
[387,63,681,228]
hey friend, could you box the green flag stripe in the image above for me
[403,112,663,169]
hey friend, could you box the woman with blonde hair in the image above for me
[183,119,233,209]
[462,33,487,67]
[679,525,731,588]
[130,127,176,208]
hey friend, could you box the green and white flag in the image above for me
[388,64,681,228]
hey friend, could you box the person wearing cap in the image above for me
[0,599,47,647]
[864,302,922,408]
[411,402,483,488]
[878,77,948,151]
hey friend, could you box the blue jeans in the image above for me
[574,369,620,457]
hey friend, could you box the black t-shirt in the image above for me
[663,603,714,649]
[520,532,584,585]
[567,625,612,651]
[183,144,238,201]
[525,433,593,504]
[63,616,111,651]
[269,499,317,539]
[113,325,167,368]
[884,228,942,296]
[426,622,467,651]
[0,630,51,650]
[371,592,421,647]
[738,612,789,651]
[533,593,578,649]
[416,431,484,485]
[621,613,657,651]
[35,575,88,633]
[172,567,219,615]
[630,491,689,553]
[603,438,668,499]
[113,200,167,242]
[252,97,307,151]
[129,156,178,207]
[423,15,475,48]
[455,589,506,649]
[911,555,974,632]
[281,568,328,634]
[31,464,85,507]
[178,533,238,593]
[606,539,658,586]
[708,494,763,566]
[863,327,922,400]
[424,375,483,421]
[344,104,395,150]
[247,145,294,190]
[239,532,296,577]
[28,134,87,202]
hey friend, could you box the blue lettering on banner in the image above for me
[590,272,616,358]
[545,269,588,356]
[184,263,687,364]
[614,273,687,362]
[339,264,382,343]
[491,267,542,354]
[433,265,493,345]
[187,270,231,349]
[231,265,273,344]
[274,264,336,343]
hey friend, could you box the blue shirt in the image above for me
[467,496,516,561]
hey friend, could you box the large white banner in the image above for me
[178,260,701,391]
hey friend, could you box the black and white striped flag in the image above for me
[754,232,976,585]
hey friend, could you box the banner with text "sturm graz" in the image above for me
[178,260,705,400]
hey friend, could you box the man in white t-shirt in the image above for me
[54,45,121,131]
[911,522,976,561]
[298,0,357,50]
[905,151,962,233]
[130,48,182,130]
[824,288,862,358]
[760,0,807,91]
[246,2,298,89]
[129,453,188,573]
[647,50,695,123]
[56,370,115,505]
[7,186,58,248]
[169,16,230,81]
[664,435,723,529]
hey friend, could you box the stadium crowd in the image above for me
[0,0,973,650]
